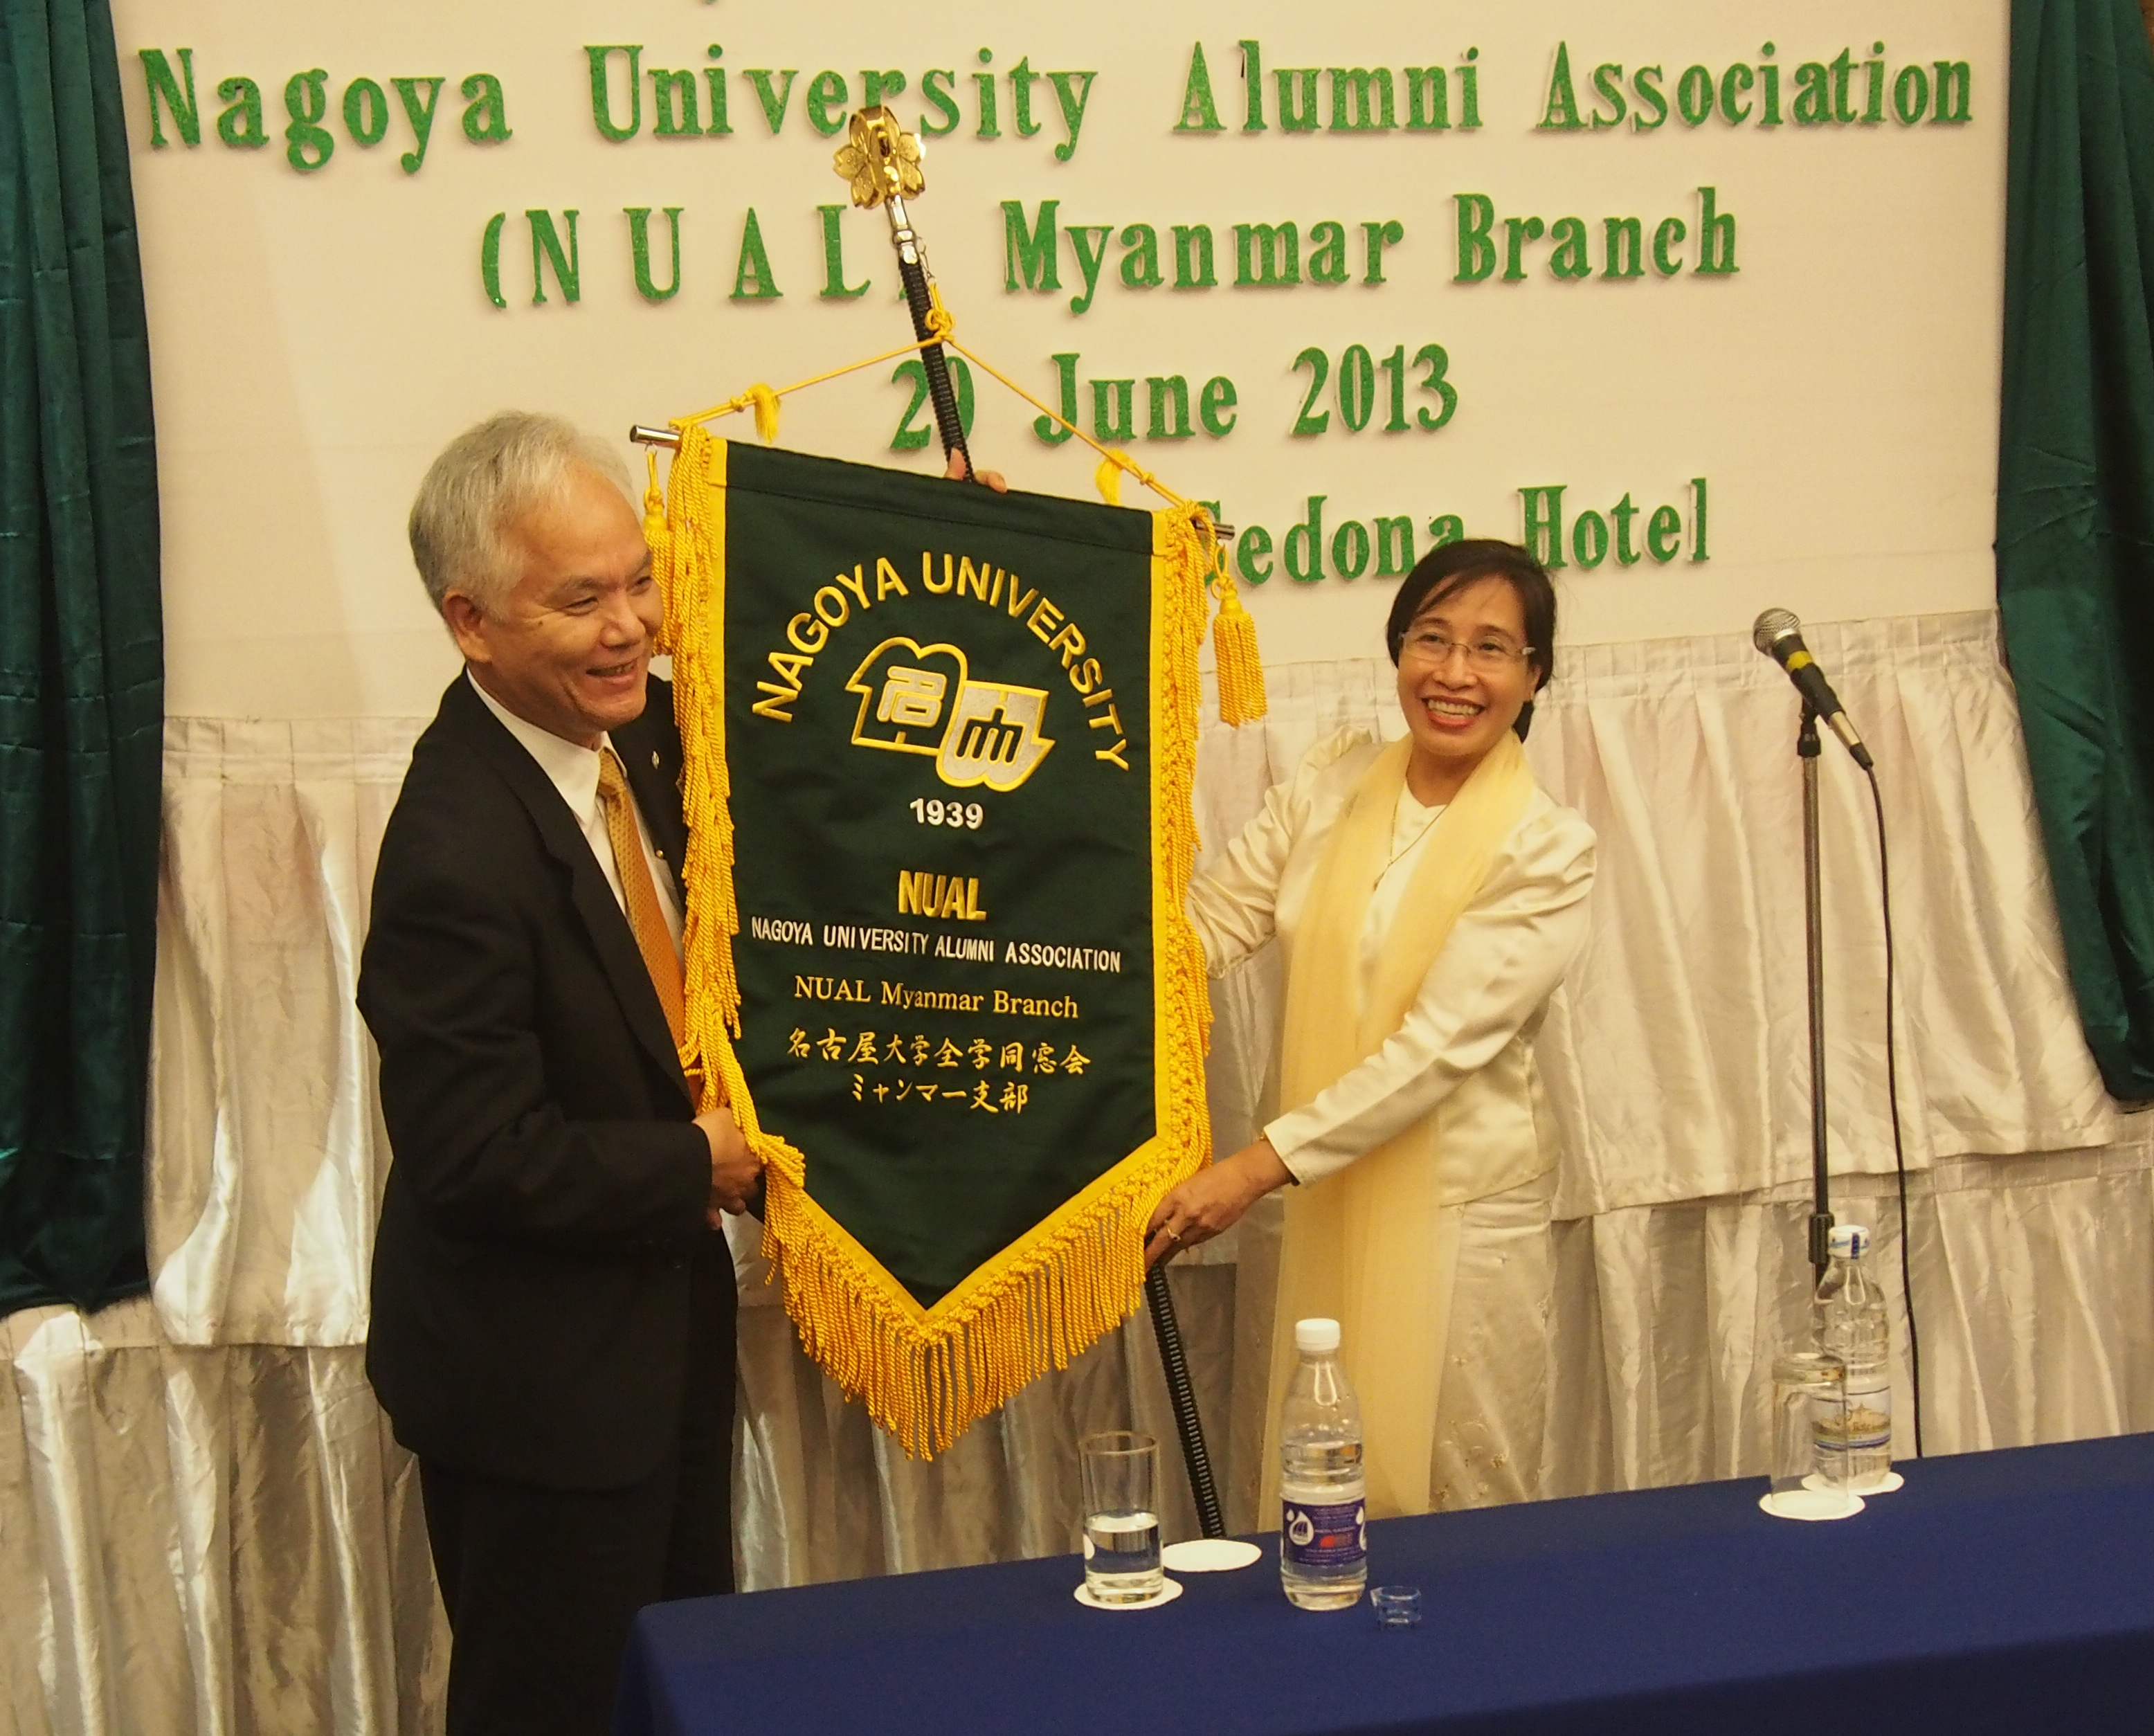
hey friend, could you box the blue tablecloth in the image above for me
[615,1434,2154,1736]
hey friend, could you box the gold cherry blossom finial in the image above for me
[833,105,924,209]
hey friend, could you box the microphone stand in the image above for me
[1799,703,1834,1281]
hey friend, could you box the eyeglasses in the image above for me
[1400,629,1535,672]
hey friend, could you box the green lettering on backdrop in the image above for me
[1307,220,1348,283]
[138,48,199,145]
[1004,199,1060,291]
[1119,224,1163,288]
[587,46,639,139]
[1010,56,1042,136]
[1176,42,1224,132]
[1633,64,1669,129]
[806,69,851,134]
[863,67,907,113]
[732,207,781,299]
[343,78,389,147]
[1329,66,1394,132]
[1146,377,1191,439]
[974,48,999,138]
[462,72,510,142]
[1092,378,1135,440]
[392,76,442,170]
[480,211,507,307]
[1540,42,1584,129]
[1067,224,1112,313]
[1199,374,1237,435]
[1235,221,1299,286]
[1455,193,1495,281]
[1174,224,1215,287]
[217,77,265,149]
[745,68,797,133]
[1404,64,1447,129]
[819,205,870,298]
[1363,219,1404,282]
[705,47,732,134]
[626,206,684,300]
[1048,70,1096,159]
[1284,494,1325,581]
[1275,65,1320,132]
[283,69,332,172]
[650,65,700,136]
[529,209,579,304]
[920,68,959,134]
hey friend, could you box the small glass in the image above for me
[1080,1431,1164,1603]
[1370,1586,1422,1627]
[1760,1350,1865,1521]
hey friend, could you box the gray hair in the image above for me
[408,411,635,614]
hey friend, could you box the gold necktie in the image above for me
[596,747,687,1055]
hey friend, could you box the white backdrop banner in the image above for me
[111,0,2005,716]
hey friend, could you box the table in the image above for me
[615,1434,2154,1736]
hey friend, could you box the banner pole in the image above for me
[833,107,976,480]
[1146,1265,1226,1539]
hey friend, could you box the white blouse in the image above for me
[1188,727,1596,1188]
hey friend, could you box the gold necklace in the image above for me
[1375,804,1445,886]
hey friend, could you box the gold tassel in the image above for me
[1094,452,1124,507]
[747,384,781,444]
[1205,516,1268,726]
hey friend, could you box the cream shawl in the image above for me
[1260,729,1540,1519]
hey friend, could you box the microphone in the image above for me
[1751,609,1874,769]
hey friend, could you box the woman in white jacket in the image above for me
[1146,540,1595,1517]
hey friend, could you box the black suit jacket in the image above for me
[361,673,731,1490]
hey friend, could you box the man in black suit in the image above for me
[361,412,761,1736]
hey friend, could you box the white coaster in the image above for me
[1808,1470,1905,1497]
[1162,1539,1262,1573]
[1759,1488,1867,1522]
[1074,1576,1184,1611]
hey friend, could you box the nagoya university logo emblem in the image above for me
[845,638,1055,793]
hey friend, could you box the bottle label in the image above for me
[1813,1370,1891,1458]
[1281,1496,1366,1571]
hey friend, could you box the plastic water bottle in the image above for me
[1279,1317,1367,1610]
[1813,1224,1892,1490]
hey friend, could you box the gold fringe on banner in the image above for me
[657,433,1217,1456]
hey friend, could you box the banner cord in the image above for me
[671,323,1188,512]
[657,305,1267,725]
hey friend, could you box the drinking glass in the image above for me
[1761,1350,1865,1521]
[1079,1431,1164,1602]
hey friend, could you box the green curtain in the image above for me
[1998,0,2154,1101]
[0,0,163,1313]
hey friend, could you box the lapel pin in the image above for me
[651,750,661,768]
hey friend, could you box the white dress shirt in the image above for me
[469,672,685,957]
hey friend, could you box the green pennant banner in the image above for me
[660,435,1220,1454]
